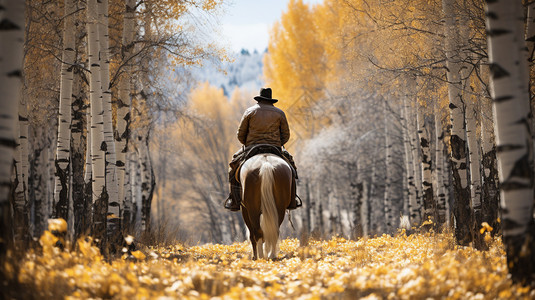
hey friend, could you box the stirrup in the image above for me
[224,197,240,211]
[288,195,302,210]
[295,195,302,208]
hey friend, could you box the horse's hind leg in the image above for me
[256,237,264,259]
[243,207,263,260]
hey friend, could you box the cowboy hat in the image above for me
[254,87,278,103]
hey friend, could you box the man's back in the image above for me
[237,102,290,147]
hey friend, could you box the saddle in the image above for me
[235,144,296,183]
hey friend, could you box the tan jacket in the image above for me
[237,102,290,147]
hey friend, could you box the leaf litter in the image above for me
[2,227,534,299]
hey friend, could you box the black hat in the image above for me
[254,87,278,103]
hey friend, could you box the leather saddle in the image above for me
[236,144,296,182]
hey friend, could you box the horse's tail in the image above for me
[259,157,279,256]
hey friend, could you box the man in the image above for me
[224,87,301,211]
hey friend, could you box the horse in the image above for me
[239,153,293,260]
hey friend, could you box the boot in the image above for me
[224,183,242,211]
[224,194,241,211]
[287,195,302,210]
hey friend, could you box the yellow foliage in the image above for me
[131,250,147,261]
[47,218,67,233]
[264,0,328,141]
[6,233,534,299]
[480,222,494,235]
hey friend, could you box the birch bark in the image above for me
[485,0,535,284]
[83,104,93,231]
[383,100,394,233]
[139,138,155,233]
[116,0,136,234]
[465,90,484,249]
[71,68,88,238]
[403,80,419,226]
[526,1,535,64]
[136,4,155,233]
[96,0,119,240]
[410,100,423,223]
[433,106,447,226]
[442,0,473,246]
[13,95,29,242]
[480,96,500,234]
[417,102,436,226]
[0,0,25,249]
[53,0,76,222]
[87,0,108,244]
[123,151,133,231]
[29,135,49,237]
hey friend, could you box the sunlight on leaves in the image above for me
[6,232,534,299]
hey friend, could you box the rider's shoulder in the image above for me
[257,103,284,114]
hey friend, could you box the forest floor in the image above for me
[2,227,534,299]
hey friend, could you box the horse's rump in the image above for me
[240,154,292,259]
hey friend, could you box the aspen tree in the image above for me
[465,86,485,249]
[13,96,28,242]
[485,0,535,284]
[383,100,394,233]
[87,0,108,244]
[480,95,500,234]
[526,1,535,64]
[409,99,423,223]
[95,0,119,241]
[442,0,473,245]
[53,0,76,222]
[116,0,136,234]
[136,2,155,233]
[433,104,448,226]
[0,0,25,249]
[71,69,88,238]
[403,77,420,226]
[417,100,436,226]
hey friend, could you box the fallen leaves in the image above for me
[4,229,535,299]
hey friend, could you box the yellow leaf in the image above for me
[131,250,146,261]
[48,218,67,233]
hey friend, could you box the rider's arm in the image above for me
[237,111,250,145]
[280,112,290,146]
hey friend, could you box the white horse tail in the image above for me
[259,157,279,258]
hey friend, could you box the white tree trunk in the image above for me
[71,68,88,238]
[0,0,25,246]
[526,1,535,64]
[47,141,55,219]
[13,94,29,241]
[132,152,142,230]
[97,0,119,238]
[409,100,423,222]
[417,101,435,225]
[29,132,49,237]
[465,94,484,248]
[383,100,394,233]
[480,95,500,234]
[138,138,154,233]
[83,110,93,231]
[433,106,447,226]
[442,0,473,245]
[402,80,419,227]
[116,0,136,232]
[84,109,92,196]
[134,4,155,233]
[53,0,76,222]
[485,0,535,283]
[123,151,133,230]
[87,0,108,243]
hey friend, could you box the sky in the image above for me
[218,0,324,53]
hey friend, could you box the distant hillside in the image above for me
[194,49,265,96]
